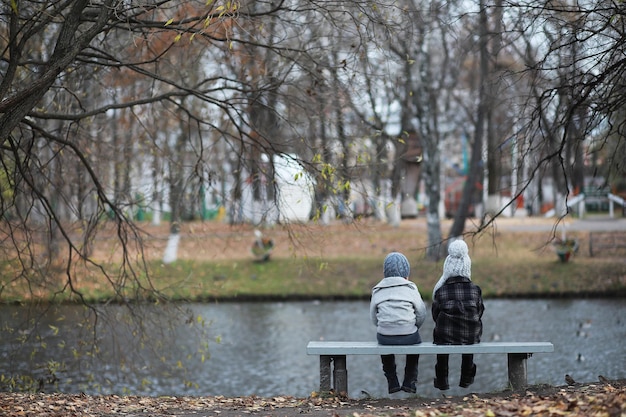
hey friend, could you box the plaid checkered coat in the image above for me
[432,276,484,345]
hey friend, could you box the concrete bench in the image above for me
[306,341,554,395]
[589,231,626,257]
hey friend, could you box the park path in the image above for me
[423,215,626,233]
[490,216,626,232]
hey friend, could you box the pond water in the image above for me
[0,298,624,398]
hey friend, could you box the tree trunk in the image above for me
[424,146,444,260]
[449,0,489,239]
[169,129,186,231]
[485,0,504,216]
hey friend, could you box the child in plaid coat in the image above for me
[432,240,484,390]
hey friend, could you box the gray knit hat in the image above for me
[442,240,471,279]
[383,252,410,278]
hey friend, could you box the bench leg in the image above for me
[333,355,348,394]
[319,355,349,394]
[320,356,331,392]
[507,353,530,390]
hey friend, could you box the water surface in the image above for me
[0,299,623,398]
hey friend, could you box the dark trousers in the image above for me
[435,353,474,372]
[435,353,476,389]
[377,330,422,367]
[377,330,422,392]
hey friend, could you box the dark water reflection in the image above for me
[0,299,624,398]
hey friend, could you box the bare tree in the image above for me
[0,0,417,391]
[449,0,490,238]
[404,0,463,258]
[498,0,626,224]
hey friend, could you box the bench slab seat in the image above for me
[306,341,554,395]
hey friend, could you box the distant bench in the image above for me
[307,341,554,395]
[589,231,626,257]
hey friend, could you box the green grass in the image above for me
[16,255,620,304]
[151,256,626,301]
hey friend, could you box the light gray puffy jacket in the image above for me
[370,276,427,336]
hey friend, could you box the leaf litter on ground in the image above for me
[0,378,623,417]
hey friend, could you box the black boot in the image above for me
[434,363,449,391]
[381,355,401,393]
[459,354,476,388]
[460,364,476,388]
[401,355,419,393]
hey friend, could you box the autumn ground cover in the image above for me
[1,377,624,416]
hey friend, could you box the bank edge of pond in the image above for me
[3,288,624,307]
[185,287,626,302]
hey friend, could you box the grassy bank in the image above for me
[2,220,625,303]
[152,255,626,301]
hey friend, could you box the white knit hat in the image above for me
[433,240,472,296]
[442,240,471,279]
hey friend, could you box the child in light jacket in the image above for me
[370,252,427,394]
